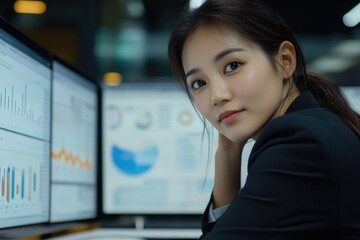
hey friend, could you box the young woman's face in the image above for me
[182,26,294,143]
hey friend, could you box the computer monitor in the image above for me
[50,57,99,223]
[341,86,360,114]
[0,17,52,229]
[102,82,216,215]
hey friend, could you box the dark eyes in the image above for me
[188,61,241,91]
[224,61,241,74]
[190,80,206,90]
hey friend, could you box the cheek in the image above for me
[241,67,282,103]
[194,95,211,119]
[236,73,265,100]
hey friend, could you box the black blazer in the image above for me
[201,91,360,240]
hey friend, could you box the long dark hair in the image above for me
[168,0,360,136]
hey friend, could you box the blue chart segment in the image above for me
[0,129,47,220]
[0,164,42,212]
[112,145,158,176]
[0,166,39,203]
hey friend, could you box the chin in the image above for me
[225,134,247,144]
[224,129,254,144]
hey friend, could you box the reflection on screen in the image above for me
[341,86,360,114]
[102,82,217,214]
[50,60,98,223]
[0,28,51,228]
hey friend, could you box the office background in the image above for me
[0,0,359,84]
[0,0,359,239]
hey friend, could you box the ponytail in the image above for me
[305,73,360,137]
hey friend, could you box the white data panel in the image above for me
[102,83,217,214]
[50,60,98,223]
[0,26,51,229]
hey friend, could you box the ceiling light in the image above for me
[308,56,354,74]
[103,72,123,86]
[13,1,47,15]
[189,0,206,9]
[332,39,360,57]
[308,38,360,74]
[343,2,360,27]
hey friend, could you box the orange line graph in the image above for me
[52,148,92,171]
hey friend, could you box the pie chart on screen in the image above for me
[135,111,152,130]
[178,109,193,126]
[106,105,122,130]
[111,145,158,176]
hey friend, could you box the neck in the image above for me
[251,86,300,141]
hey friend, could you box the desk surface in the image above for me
[48,228,202,240]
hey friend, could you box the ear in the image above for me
[276,41,296,78]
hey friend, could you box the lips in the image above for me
[218,110,243,123]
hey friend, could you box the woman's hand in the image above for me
[213,133,247,209]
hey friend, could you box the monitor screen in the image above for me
[341,86,360,114]
[50,59,98,223]
[102,82,216,214]
[0,19,51,228]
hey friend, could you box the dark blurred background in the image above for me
[1,0,359,85]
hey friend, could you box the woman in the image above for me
[168,0,360,239]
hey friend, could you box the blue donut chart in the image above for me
[112,145,158,176]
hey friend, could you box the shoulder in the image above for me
[257,107,354,146]
[249,108,346,170]
[249,107,360,172]
[264,108,343,137]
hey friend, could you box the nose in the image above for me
[210,79,232,106]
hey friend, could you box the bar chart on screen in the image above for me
[0,24,51,228]
[0,132,46,219]
[0,49,50,140]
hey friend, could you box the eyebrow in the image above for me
[185,48,245,79]
[185,68,200,79]
[214,48,245,62]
